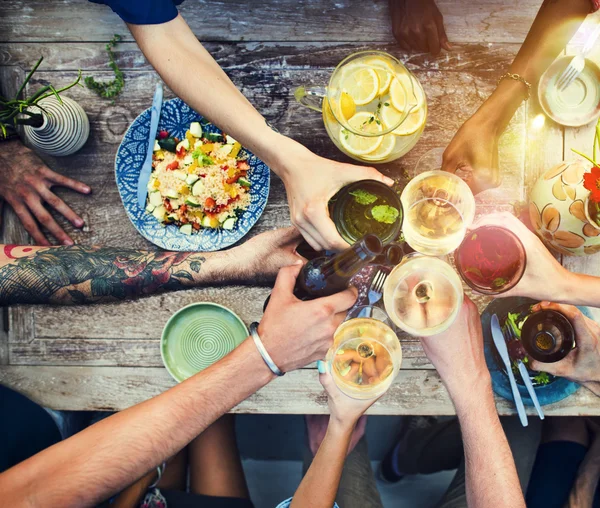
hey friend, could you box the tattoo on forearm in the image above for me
[0,245,205,305]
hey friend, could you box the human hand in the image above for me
[0,140,91,245]
[318,365,380,428]
[470,212,571,302]
[442,112,500,194]
[233,227,305,282]
[529,302,600,396]
[277,142,394,251]
[259,263,358,372]
[389,0,451,55]
[420,296,492,406]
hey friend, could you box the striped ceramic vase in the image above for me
[23,95,89,156]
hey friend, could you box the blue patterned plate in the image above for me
[481,297,589,406]
[115,97,270,251]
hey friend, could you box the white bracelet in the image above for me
[249,322,284,376]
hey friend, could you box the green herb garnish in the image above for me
[349,189,378,205]
[506,312,522,339]
[371,205,400,224]
[192,150,214,166]
[533,372,551,385]
[85,34,124,101]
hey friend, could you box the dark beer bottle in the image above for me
[295,234,383,299]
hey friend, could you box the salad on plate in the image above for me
[146,121,251,235]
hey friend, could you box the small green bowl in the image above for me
[161,302,248,382]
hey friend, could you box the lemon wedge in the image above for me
[340,91,356,120]
[396,72,425,111]
[340,67,379,106]
[362,134,396,161]
[339,111,384,156]
[392,107,427,136]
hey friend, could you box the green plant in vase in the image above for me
[0,56,82,138]
[0,57,90,157]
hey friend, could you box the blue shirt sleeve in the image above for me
[90,0,185,25]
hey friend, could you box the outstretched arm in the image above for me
[443,0,592,193]
[127,15,392,251]
[0,227,303,305]
[422,297,525,508]
[0,264,358,508]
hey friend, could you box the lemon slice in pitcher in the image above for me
[362,134,396,161]
[340,67,379,105]
[340,111,383,156]
[389,77,408,112]
[365,58,394,95]
[381,103,405,135]
[396,72,425,110]
[393,107,426,136]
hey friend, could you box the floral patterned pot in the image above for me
[529,160,600,256]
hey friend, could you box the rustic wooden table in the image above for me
[1,0,599,415]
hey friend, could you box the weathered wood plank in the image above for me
[0,0,540,44]
[2,365,599,415]
[0,42,520,74]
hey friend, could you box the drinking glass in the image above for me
[455,225,527,295]
[400,170,475,256]
[383,254,464,337]
[326,310,402,400]
[521,309,576,363]
[330,179,403,246]
[295,50,427,163]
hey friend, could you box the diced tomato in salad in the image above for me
[205,197,216,210]
[166,161,179,171]
[237,161,250,170]
[158,130,169,140]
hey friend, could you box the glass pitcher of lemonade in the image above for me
[295,51,427,164]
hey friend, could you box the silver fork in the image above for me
[557,25,600,92]
[358,269,388,318]
[368,269,387,306]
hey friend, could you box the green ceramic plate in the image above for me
[161,302,248,382]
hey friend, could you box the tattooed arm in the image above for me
[0,227,303,305]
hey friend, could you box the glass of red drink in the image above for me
[455,225,526,295]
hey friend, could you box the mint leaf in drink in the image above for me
[371,205,400,224]
[349,189,378,205]
[492,277,508,288]
[464,267,483,278]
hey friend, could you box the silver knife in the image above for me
[137,83,164,208]
[518,360,545,420]
[491,314,528,427]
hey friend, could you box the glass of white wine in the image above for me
[383,254,464,337]
[400,170,475,256]
[326,310,402,400]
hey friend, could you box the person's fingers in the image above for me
[425,21,441,56]
[270,261,304,300]
[42,167,91,194]
[296,225,323,252]
[306,210,348,251]
[318,369,335,393]
[536,301,581,321]
[26,197,74,246]
[7,199,51,246]
[36,185,84,228]
[318,286,359,314]
[529,358,563,376]
[435,15,452,51]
